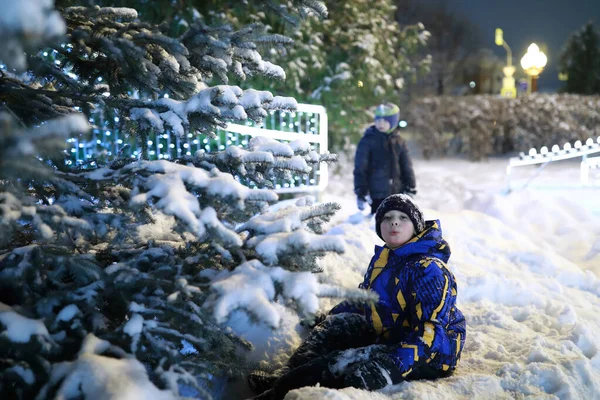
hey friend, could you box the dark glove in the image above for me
[356,196,366,211]
[343,351,403,390]
[403,187,417,197]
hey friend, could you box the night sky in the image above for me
[421,0,600,92]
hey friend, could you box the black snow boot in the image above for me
[249,353,344,400]
[343,352,403,390]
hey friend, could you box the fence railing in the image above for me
[68,103,329,194]
[506,137,600,190]
[582,156,600,186]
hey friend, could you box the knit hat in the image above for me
[375,194,425,240]
[374,103,400,133]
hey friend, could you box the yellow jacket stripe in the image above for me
[431,274,449,321]
[371,303,384,334]
[396,287,407,311]
[369,248,389,286]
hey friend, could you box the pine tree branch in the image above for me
[0,82,153,110]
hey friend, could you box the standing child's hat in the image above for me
[375,194,425,240]
[374,103,400,133]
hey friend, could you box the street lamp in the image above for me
[495,28,516,98]
[520,43,547,94]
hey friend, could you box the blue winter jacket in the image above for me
[354,126,416,200]
[330,220,466,377]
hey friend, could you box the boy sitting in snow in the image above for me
[248,194,466,399]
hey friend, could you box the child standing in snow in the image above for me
[248,194,466,399]
[354,103,417,213]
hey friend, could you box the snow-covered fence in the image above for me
[68,103,328,193]
[506,136,600,190]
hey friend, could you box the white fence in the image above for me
[506,137,600,190]
[223,103,328,193]
[69,103,329,194]
[582,156,600,186]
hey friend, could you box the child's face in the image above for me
[380,210,416,249]
[374,118,391,133]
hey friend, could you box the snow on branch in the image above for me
[182,18,291,85]
[130,108,164,132]
[193,138,336,192]
[249,229,346,265]
[155,361,212,399]
[239,200,341,236]
[0,245,36,278]
[127,160,277,202]
[94,7,138,20]
[0,192,91,246]
[0,0,66,70]
[269,96,298,112]
[198,145,275,167]
[129,173,228,241]
[249,136,295,157]
[87,160,276,242]
[272,155,311,173]
[7,114,89,158]
[0,302,51,345]
[57,6,202,100]
[35,333,175,400]
[205,259,325,328]
[34,114,90,139]
[130,86,298,137]
[239,89,274,120]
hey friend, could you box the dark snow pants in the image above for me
[252,313,446,400]
[254,313,451,400]
[286,312,378,369]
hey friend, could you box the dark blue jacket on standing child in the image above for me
[354,103,417,214]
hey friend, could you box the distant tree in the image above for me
[395,0,482,97]
[461,48,504,95]
[559,21,600,95]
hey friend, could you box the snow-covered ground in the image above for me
[225,154,600,400]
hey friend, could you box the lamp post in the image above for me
[520,43,547,94]
[495,28,516,98]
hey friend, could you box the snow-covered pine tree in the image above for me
[0,1,375,398]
